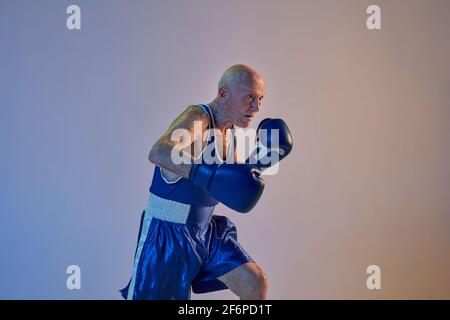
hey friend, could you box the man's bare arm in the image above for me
[148,105,209,178]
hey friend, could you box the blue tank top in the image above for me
[149,104,236,207]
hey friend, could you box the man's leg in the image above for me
[218,262,268,300]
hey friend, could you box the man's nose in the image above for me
[251,99,261,112]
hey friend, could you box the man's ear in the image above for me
[219,86,229,102]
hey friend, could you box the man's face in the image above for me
[228,79,265,128]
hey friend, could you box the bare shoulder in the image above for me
[159,104,210,141]
[182,104,210,126]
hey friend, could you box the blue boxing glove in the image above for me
[247,118,293,170]
[189,163,264,213]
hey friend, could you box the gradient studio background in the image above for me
[1,0,450,299]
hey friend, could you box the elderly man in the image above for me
[121,64,292,300]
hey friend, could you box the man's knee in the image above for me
[244,267,268,299]
[254,271,269,298]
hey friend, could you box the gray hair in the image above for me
[218,64,260,89]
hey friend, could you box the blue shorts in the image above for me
[120,200,253,300]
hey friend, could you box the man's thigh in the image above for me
[218,262,267,298]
